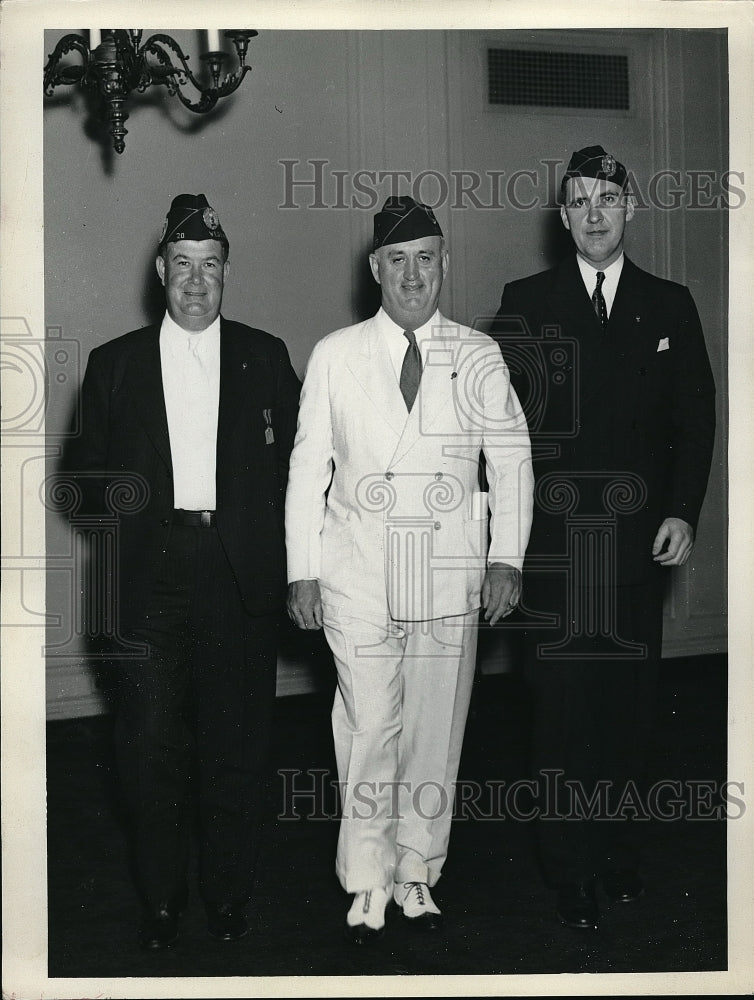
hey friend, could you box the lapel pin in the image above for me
[242,361,248,370]
[635,316,641,323]
[450,371,457,380]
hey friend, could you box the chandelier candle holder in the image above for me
[44,28,258,154]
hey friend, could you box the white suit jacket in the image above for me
[285,308,533,621]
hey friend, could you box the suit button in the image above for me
[385,471,394,481]
[637,367,647,376]
[434,521,441,530]
[434,472,443,481]
[160,518,169,527]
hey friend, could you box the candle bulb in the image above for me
[90,28,101,49]
[207,29,220,51]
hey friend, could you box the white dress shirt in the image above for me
[159,312,221,510]
[577,253,624,318]
[381,308,439,384]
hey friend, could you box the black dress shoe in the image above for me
[207,903,249,941]
[556,880,599,930]
[601,867,645,904]
[139,903,181,950]
[343,921,385,945]
[402,909,444,931]
[344,887,389,945]
[393,881,444,931]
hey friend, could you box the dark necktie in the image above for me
[399,329,422,412]
[592,270,608,329]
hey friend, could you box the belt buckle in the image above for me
[200,510,212,528]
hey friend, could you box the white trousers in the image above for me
[323,606,479,893]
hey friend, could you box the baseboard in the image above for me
[46,658,328,720]
[46,636,729,721]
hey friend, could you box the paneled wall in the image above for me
[43,28,728,718]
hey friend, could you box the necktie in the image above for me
[399,329,422,412]
[592,271,608,329]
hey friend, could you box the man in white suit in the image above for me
[286,196,533,943]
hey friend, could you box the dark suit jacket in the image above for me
[63,317,301,626]
[493,255,716,586]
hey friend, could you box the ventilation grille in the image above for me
[488,48,629,110]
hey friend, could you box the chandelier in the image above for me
[43,29,258,155]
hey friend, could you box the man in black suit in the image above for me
[493,146,716,929]
[64,194,300,948]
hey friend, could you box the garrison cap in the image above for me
[560,145,629,201]
[373,195,443,250]
[158,193,229,253]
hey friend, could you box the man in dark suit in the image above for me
[64,194,300,948]
[493,146,716,930]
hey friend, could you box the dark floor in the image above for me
[47,652,727,979]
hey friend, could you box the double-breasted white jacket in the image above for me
[285,308,533,622]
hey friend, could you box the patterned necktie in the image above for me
[399,329,422,412]
[592,270,608,329]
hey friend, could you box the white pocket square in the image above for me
[657,337,670,352]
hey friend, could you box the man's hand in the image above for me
[287,579,323,630]
[652,517,695,566]
[481,563,522,626]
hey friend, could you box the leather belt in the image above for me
[172,509,216,528]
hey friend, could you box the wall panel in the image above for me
[44,28,728,718]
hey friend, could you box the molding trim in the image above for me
[48,624,729,720]
[662,636,728,659]
[47,659,328,721]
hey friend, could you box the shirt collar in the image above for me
[160,311,221,343]
[576,252,624,286]
[378,307,441,343]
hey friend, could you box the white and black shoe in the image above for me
[393,881,443,931]
[344,886,389,944]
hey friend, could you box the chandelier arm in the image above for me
[167,64,252,113]
[206,65,252,100]
[169,86,221,115]
[133,44,186,97]
[43,34,94,94]
[139,34,207,93]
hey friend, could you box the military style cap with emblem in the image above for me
[158,193,229,254]
[373,195,444,250]
[560,145,629,201]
